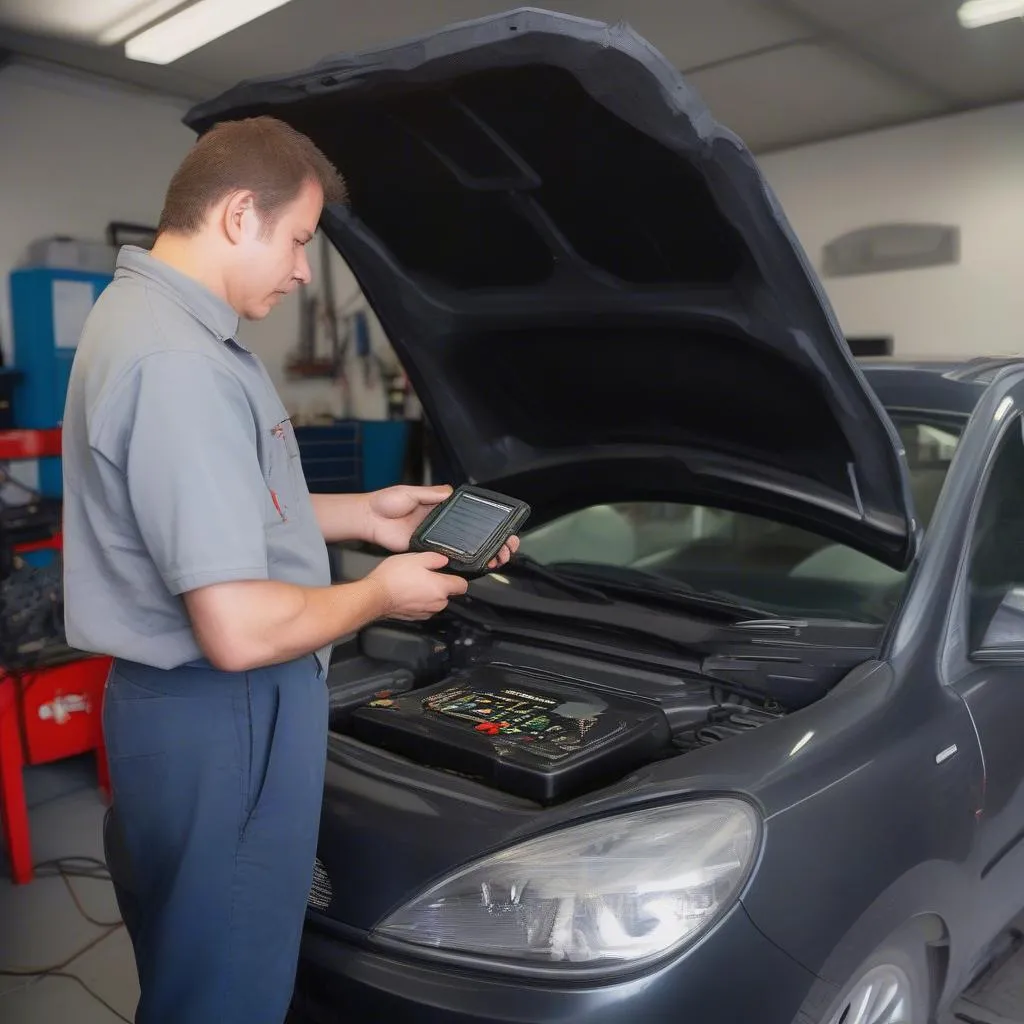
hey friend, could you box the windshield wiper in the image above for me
[496,554,614,604]
[546,562,777,620]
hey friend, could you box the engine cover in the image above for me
[347,663,672,805]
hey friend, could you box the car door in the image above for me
[941,383,1024,951]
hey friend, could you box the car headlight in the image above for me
[373,798,760,975]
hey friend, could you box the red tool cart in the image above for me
[0,428,112,885]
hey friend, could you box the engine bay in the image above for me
[326,620,787,806]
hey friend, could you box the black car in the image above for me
[118,10,1024,1024]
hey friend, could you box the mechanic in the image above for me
[60,115,518,1024]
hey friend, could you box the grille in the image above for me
[307,857,333,911]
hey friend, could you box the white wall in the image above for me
[759,100,1024,358]
[0,62,192,359]
[0,60,394,424]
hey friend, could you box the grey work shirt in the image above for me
[61,246,333,673]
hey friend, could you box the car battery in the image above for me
[347,664,671,804]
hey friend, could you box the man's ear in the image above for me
[223,190,260,244]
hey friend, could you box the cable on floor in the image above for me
[32,856,122,929]
[0,856,134,1023]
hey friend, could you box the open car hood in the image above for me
[184,8,917,569]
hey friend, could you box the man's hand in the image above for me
[367,551,470,620]
[365,484,452,552]
[182,552,470,672]
[365,485,520,569]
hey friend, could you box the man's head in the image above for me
[155,116,347,320]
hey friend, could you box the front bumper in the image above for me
[290,904,823,1024]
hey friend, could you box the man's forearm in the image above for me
[183,576,390,672]
[309,492,372,544]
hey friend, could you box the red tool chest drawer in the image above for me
[14,657,110,764]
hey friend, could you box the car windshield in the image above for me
[516,417,963,624]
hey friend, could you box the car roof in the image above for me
[859,354,1024,419]
[859,354,1024,380]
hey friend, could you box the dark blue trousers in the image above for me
[103,655,328,1024]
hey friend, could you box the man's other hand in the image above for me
[367,551,469,620]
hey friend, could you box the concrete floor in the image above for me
[956,946,1024,1024]
[1,755,137,1023]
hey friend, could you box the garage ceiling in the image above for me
[0,0,1021,152]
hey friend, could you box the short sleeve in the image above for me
[93,351,271,595]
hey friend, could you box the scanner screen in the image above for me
[423,494,513,556]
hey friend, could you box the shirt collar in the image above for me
[114,245,244,347]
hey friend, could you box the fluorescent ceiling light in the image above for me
[99,0,189,45]
[957,0,1024,28]
[125,0,296,64]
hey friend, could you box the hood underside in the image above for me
[184,7,917,569]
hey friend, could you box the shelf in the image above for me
[14,534,62,554]
[0,428,61,461]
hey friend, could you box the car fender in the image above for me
[772,863,965,1014]
[736,667,983,1007]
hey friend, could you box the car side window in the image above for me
[893,418,961,528]
[968,418,1024,653]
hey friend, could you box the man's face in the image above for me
[230,178,323,320]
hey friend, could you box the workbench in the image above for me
[0,427,112,885]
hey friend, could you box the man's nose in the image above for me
[295,247,313,285]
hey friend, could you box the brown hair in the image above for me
[156,115,347,237]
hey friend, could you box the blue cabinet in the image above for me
[8,267,112,496]
[294,423,363,494]
[360,420,409,491]
[294,420,409,494]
